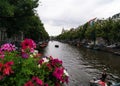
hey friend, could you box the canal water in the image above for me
[43,41,120,86]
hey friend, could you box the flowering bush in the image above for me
[0,39,69,86]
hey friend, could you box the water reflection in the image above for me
[43,41,120,86]
[79,48,120,81]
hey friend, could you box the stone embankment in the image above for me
[60,40,120,56]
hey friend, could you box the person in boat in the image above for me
[90,68,108,86]
[97,68,108,86]
[100,68,107,82]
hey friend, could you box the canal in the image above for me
[43,41,120,86]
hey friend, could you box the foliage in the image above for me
[0,39,69,86]
[0,0,49,41]
[56,18,120,44]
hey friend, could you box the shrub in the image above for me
[0,39,69,86]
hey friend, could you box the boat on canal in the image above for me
[38,41,48,48]
[55,45,59,48]
[90,77,120,86]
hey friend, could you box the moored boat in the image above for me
[36,41,48,50]
[55,45,59,48]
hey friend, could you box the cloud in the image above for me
[43,24,63,36]
[37,0,120,36]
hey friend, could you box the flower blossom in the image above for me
[52,67,69,83]
[0,61,14,77]
[46,63,52,71]
[22,52,29,58]
[5,61,14,66]
[0,39,69,85]
[38,57,49,65]
[0,51,4,59]
[21,39,36,53]
[32,76,43,86]
[64,70,69,76]
[24,77,44,86]
[30,50,42,58]
[3,61,14,75]
[53,67,64,81]
[3,66,13,75]
[50,58,62,67]
[38,59,44,65]
[0,43,16,52]
[24,80,34,86]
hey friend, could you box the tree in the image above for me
[0,0,49,41]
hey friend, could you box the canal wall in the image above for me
[59,40,120,56]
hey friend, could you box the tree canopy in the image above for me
[0,0,49,41]
[57,18,120,44]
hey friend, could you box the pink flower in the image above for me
[24,81,34,86]
[53,67,64,81]
[46,63,52,71]
[22,52,29,58]
[50,58,62,67]
[38,59,44,65]
[3,66,14,75]
[0,43,16,52]
[32,76,43,86]
[21,39,36,53]
[0,51,4,59]
[5,61,14,66]
[3,61,14,75]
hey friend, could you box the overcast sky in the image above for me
[37,0,120,36]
